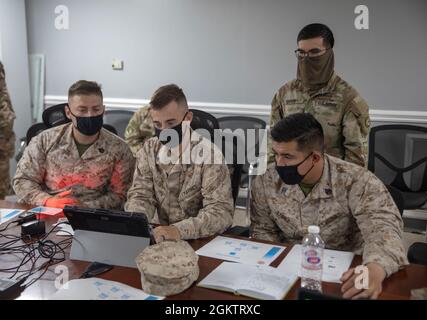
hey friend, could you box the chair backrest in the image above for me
[42,103,70,127]
[218,116,267,162]
[230,163,243,204]
[102,124,118,136]
[386,185,405,216]
[217,131,244,204]
[103,109,135,138]
[189,109,219,142]
[26,122,48,145]
[218,116,266,132]
[368,124,427,193]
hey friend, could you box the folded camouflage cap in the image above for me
[135,240,199,296]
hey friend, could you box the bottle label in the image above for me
[303,249,322,270]
[307,257,321,264]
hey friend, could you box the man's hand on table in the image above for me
[153,225,181,243]
[340,262,386,299]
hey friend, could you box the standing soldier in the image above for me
[124,105,155,156]
[268,23,370,167]
[0,61,16,200]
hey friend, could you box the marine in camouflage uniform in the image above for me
[268,73,370,167]
[251,154,408,277]
[125,131,234,240]
[124,105,155,155]
[13,123,135,209]
[0,61,16,199]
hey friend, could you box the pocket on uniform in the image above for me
[284,99,305,115]
[179,185,203,217]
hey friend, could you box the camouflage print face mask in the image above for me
[297,49,334,90]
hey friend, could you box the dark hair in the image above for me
[297,23,334,48]
[68,80,103,99]
[150,84,188,110]
[271,113,324,153]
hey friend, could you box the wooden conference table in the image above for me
[1,200,426,300]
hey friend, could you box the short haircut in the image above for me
[297,23,335,48]
[271,113,324,154]
[68,80,103,100]
[150,84,188,110]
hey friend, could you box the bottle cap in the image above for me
[308,225,320,234]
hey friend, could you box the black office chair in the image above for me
[217,131,244,204]
[102,124,118,136]
[218,116,266,186]
[368,125,427,210]
[14,122,50,163]
[221,131,247,237]
[386,185,405,216]
[26,122,49,146]
[189,109,220,142]
[104,109,135,138]
[407,242,427,266]
[218,116,267,221]
[42,103,70,127]
[182,109,242,204]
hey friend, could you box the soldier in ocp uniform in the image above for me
[0,61,16,199]
[125,84,233,242]
[268,23,370,167]
[251,113,408,299]
[124,105,155,156]
[13,80,135,209]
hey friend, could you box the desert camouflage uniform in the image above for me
[124,105,155,155]
[268,73,370,167]
[251,154,408,277]
[125,130,234,240]
[13,123,135,209]
[0,61,16,199]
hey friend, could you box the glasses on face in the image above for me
[294,47,330,59]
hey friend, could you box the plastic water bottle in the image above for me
[301,225,325,292]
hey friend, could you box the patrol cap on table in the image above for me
[135,240,199,296]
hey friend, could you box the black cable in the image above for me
[0,220,73,289]
[0,221,19,232]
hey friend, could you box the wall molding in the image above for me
[45,95,427,124]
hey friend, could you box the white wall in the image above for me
[25,0,427,112]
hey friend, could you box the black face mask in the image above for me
[69,109,104,136]
[276,152,314,185]
[154,112,188,148]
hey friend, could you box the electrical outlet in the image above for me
[112,59,124,70]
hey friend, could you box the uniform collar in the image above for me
[64,123,108,159]
[296,72,340,98]
[309,157,333,199]
[279,156,333,200]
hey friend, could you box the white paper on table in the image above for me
[52,217,74,236]
[277,244,354,283]
[196,236,285,266]
[0,208,25,225]
[49,278,164,300]
[56,223,74,236]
